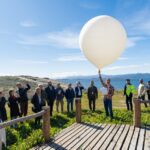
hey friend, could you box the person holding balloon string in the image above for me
[98,70,114,120]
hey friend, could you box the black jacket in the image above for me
[0,97,7,121]
[87,86,98,100]
[65,88,75,99]
[18,84,31,102]
[75,86,84,98]
[8,96,20,118]
[31,93,45,112]
[45,86,56,101]
[56,87,65,100]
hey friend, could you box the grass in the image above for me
[2,91,150,150]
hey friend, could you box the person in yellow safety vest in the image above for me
[124,79,136,111]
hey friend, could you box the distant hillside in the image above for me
[0,75,67,98]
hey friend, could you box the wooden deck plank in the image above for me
[122,126,135,150]
[93,124,116,150]
[100,125,120,150]
[114,125,130,150]
[81,124,106,149]
[137,128,145,150]
[73,124,103,150]
[107,125,125,149]
[129,127,140,150]
[44,123,86,150]
[85,124,111,149]
[65,123,99,149]
[57,123,96,150]
[144,127,150,150]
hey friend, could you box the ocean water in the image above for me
[59,77,150,90]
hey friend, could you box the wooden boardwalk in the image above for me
[32,123,150,150]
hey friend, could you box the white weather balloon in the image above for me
[79,15,127,69]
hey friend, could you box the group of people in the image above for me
[0,71,150,125]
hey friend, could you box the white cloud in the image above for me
[56,54,86,62]
[15,60,48,64]
[118,57,128,60]
[20,21,37,27]
[17,30,79,49]
[125,5,150,35]
[103,63,150,75]
[126,36,144,48]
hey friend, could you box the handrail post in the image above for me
[42,106,50,141]
[75,98,81,123]
[133,98,141,127]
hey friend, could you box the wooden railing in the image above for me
[0,106,50,142]
[133,98,150,127]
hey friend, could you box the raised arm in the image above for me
[98,70,106,87]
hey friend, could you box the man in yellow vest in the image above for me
[124,79,136,111]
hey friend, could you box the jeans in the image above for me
[103,98,113,119]
[89,98,96,111]
[67,99,74,112]
[126,96,133,111]
[139,95,147,107]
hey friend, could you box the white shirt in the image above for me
[38,95,41,104]
[138,83,145,96]
[78,87,81,96]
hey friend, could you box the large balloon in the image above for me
[79,15,127,69]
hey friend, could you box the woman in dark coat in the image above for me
[31,87,45,125]
[8,90,20,120]
[0,91,7,122]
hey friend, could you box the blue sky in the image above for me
[0,0,150,78]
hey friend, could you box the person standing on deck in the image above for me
[138,79,147,107]
[0,91,7,122]
[65,84,75,113]
[55,83,65,113]
[124,79,136,111]
[45,81,56,116]
[16,82,31,116]
[75,81,84,99]
[98,70,114,120]
[87,81,98,111]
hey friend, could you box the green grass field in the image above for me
[3,91,150,150]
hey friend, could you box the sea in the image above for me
[58,74,150,90]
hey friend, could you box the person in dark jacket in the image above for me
[38,84,46,106]
[8,90,20,120]
[75,81,84,98]
[16,82,31,116]
[56,83,64,113]
[124,79,135,111]
[0,91,7,122]
[87,81,98,111]
[31,87,45,125]
[45,81,56,116]
[65,84,75,113]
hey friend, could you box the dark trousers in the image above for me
[89,98,96,111]
[139,95,147,107]
[48,100,54,116]
[126,96,133,111]
[67,99,74,113]
[20,101,28,116]
[103,98,113,119]
[148,94,150,100]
